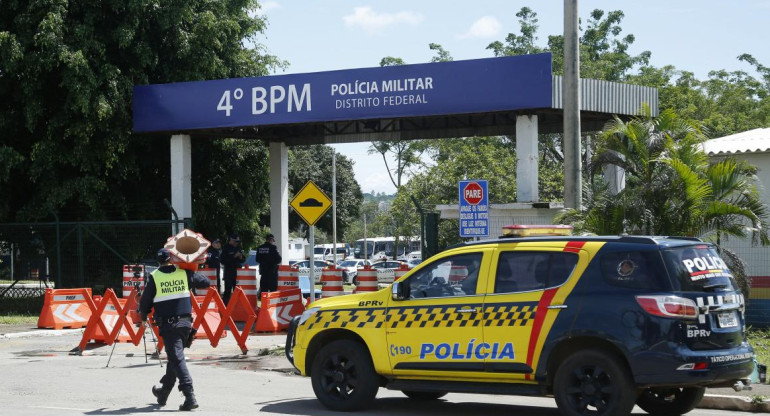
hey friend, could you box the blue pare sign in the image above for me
[132,53,552,133]
[459,180,489,238]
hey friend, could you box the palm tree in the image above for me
[557,110,768,294]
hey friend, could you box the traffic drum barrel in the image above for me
[277,265,300,291]
[321,265,344,297]
[196,268,217,295]
[122,264,145,298]
[355,265,378,293]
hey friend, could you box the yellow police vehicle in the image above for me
[286,226,753,416]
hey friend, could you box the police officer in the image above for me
[255,233,282,294]
[206,238,222,294]
[220,234,245,305]
[139,248,210,411]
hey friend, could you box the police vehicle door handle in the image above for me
[547,304,568,309]
[457,308,477,313]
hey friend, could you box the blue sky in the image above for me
[257,1,770,194]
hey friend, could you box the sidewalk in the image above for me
[2,323,769,412]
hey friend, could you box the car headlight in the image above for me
[298,307,320,326]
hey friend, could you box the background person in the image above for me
[205,238,222,294]
[255,233,282,294]
[139,248,210,411]
[220,234,245,305]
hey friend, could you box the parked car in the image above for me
[338,259,372,285]
[405,258,422,269]
[370,260,408,284]
[294,259,335,284]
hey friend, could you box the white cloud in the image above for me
[457,16,502,39]
[343,6,423,35]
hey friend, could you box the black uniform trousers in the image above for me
[223,268,237,305]
[158,316,193,393]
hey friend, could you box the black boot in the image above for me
[151,385,171,406]
[179,389,198,411]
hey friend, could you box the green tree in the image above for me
[558,110,768,292]
[0,0,283,239]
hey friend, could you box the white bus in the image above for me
[353,237,420,261]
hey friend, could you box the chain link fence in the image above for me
[0,220,188,301]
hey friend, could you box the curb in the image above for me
[0,328,82,339]
[699,394,770,412]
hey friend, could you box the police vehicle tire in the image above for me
[311,339,379,411]
[553,349,636,416]
[636,387,705,416]
[402,391,447,401]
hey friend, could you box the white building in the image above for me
[703,128,770,325]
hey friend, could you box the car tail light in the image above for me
[636,295,699,319]
[677,362,708,370]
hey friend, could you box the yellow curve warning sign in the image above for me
[290,181,333,225]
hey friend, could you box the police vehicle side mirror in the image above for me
[392,281,409,301]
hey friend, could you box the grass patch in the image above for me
[0,315,37,325]
[749,327,770,366]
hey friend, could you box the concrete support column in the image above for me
[170,134,192,233]
[516,115,539,202]
[269,141,289,264]
[603,151,626,195]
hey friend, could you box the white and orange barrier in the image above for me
[321,265,344,297]
[196,268,218,296]
[192,294,226,340]
[231,267,258,322]
[277,265,299,291]
[76,288,144,353]
[354,265,378,293]
[255,288,304,332]
[121,265,145,298]
[37,288,93,329]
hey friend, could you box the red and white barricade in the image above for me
[394,264,410,281]
[448,265,469,285]
[122,264,145,298]
[321,265,344,297]
[196,268,218,295]
[277,265,299,291]
[354,265,378,293]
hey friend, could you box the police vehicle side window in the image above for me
[408,253,482,299]
[600,251,667,290]
[494,252,577,294]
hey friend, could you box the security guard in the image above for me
[255,233,282,294]
[139,248,210,411]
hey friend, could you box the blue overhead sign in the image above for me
[459,180,489,238]
[133,53,552,133]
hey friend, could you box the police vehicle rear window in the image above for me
[662,245,738,292]
[600,250,668,290]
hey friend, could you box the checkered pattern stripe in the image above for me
[483,303,536,327]
[304,302,539,330]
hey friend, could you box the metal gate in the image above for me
[0,220,188,298]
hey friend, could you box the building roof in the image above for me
[703,128,770,156]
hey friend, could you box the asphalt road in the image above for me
[0,330,757,416]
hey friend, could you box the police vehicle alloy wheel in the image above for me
[554,349,636,416]
[636,387,705,416]
[402,391,447,401]
[311,340,379,411]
